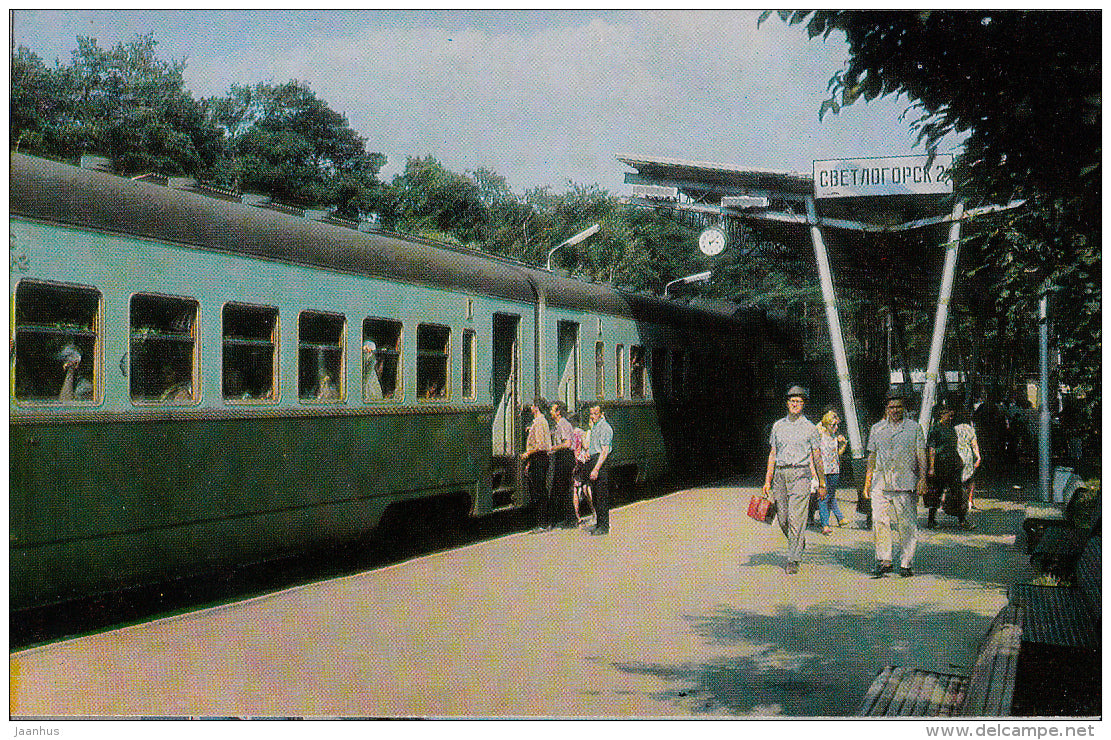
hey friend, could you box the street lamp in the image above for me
[663,270,712,298]
[545,223,600,271]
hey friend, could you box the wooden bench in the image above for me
[1008,536,1101,716]
[858,602,1021,717]
[1011,535,1100,650]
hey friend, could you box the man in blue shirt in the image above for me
[584,404,613,535]
[762,385,826,574]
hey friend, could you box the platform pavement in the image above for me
[10,480,1035,718]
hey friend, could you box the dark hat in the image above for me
[885,386,908,401]
[786,385,809,399]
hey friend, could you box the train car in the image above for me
[10,153,780,612]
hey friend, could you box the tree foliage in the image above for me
[8,33,818,363]
[765,10,1101,451]
[205,80,386,209]
[11,33,225,175]
[383,156,489,243]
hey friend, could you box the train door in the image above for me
[557,320,579,413]
[491,313,520,509]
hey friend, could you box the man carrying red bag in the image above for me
[762,385,826,575]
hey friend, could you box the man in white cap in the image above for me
[762,385,825,574]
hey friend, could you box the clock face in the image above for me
[699,227,726,256]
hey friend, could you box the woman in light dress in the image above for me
[954,409,982,511]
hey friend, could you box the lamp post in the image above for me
[663,270,711,298]
[545,223,600,271]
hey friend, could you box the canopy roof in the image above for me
[617,153,1018,303]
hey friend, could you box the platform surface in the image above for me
[10,485,1033,718]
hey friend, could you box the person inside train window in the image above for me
[158,364,193,401]
[299,351,342,402]
[419,379,445,399]
[14,280,99,403]
[223,303,278,402]
[129,294,198,403]
[315,372,340,400]
[363,319,401,400]
[362,341,384,400]
[630,346,646,399]
[416,324,449,400]
[298,311,344,403]
[57,344,93,402]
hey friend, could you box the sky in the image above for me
[10,10,956,193]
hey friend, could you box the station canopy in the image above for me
[617,154,1016,306]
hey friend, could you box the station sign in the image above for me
[814,154,953,199]
[630,184,678,201]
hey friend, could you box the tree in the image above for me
[766,11,1101,455]
[525,183,624,281]
[385,156,489,243]
[11,34,225,175]
[11,46,58,154]
[206,80,385,209]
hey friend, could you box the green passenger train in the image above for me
[10,153,784,612]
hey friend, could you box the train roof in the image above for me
[10,153,744,333]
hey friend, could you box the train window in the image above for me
[417,324,450,400]
[615,344,625,399]
[222,303,278,402]
[130,294,198,404]
[630,346,646,399]
[363,318,402,401]
[652,347,669,398]
[299,311,345,403]
[462,329,477,400]
[595,341,605,398]
[14,280,101,404]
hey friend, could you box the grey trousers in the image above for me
[872,486,918,568]
[773,466,811,562]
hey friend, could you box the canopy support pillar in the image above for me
[806,197,865,476]
[919,201,964,433]
[1038,291,1052,501]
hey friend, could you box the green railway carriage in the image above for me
[10,153,775,612]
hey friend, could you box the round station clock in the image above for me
[698,226,727,256]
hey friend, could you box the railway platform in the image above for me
[10,478,1037,718]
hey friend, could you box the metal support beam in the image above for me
[806,197,865,471]
[1038,292,1052,502]
[919,201,964,432]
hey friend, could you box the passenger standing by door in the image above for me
[523,399,552,532]
[584,405,613,536]
[549,401,576,528]
[570,414,593,525]
[864,389,927,578]
[762,386,825,574]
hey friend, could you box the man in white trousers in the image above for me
[864,388,928,578]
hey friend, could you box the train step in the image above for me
[491,485,517,510]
